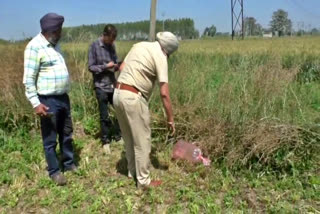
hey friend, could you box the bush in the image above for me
[296,55,320,83]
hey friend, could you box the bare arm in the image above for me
[160,82,175,134]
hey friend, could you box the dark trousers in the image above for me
[39,94,75,176]
[95,88,121,144]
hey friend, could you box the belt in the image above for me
[38,93,67,98]
[116,83,145,99]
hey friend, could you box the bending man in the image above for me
[113,32,179,188]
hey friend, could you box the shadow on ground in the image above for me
[116,147,169,177]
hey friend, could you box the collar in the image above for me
[39,33,52,47]
[99,37,105,47]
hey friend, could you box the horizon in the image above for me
[1,0,320,40]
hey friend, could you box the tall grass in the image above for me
[1,37,320,172]
[0,43,37,131]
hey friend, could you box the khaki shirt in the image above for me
[117,41,168,100]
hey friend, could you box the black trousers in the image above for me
[95,88,121,144]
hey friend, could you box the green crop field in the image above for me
[0,37,319,213]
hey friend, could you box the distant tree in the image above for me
[244,17,262,36]
[297,29,306,37]
[270,9,292,36]
[62,18,199,42]
[203,25,217,37]
[0,39,9,44]
[311,28,319,35]
[214,32,230,37]
[262,28,271,33]
[215,32,230,37]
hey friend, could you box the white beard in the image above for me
[47,36,59,45]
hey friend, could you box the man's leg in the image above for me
[57,94,75,171]
[39,96,60,177]
[95,88,112,144]
[108,91,122,141]
[113,89,136,178]
[118,91,151,186]
[130,97,152,186]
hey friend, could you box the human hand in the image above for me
[114,64,119,71]
[34,103,49,117]
[106,61,115,68]
[167,121,176,136]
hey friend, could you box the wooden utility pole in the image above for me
[149,0,157,41]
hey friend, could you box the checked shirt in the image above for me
[23,33,70,108]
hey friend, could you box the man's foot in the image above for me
[103,144,111,154]
[114,135,122,141]
[116,137,124,145]
[137,180,162,189]
[64,164,78,173]
[51,173,67,186]
[114,135,124,144]
[128,171,133,179]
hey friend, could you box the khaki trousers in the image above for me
[113,88,151,185]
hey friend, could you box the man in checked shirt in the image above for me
[88,24,122,154]
[23,13,76,186]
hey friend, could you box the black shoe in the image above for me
[115,137,124,145]
[114,135,122,142]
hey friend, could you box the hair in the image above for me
[103,24,117,38]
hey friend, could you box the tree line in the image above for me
[0,39,9,44]
[205,9,319,38]
[61,18,199,42]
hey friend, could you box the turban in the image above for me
[156,32,179,56]
[40,13,64,32]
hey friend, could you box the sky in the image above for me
[1,0,320,40]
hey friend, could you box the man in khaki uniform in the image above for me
[113,32,179,188]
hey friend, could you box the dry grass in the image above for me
[0,44,25,101]
[1,37,320,212]
[1,38,320,170]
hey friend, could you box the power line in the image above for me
[286,0,320,19]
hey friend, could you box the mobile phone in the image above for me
[46,112,54,117]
